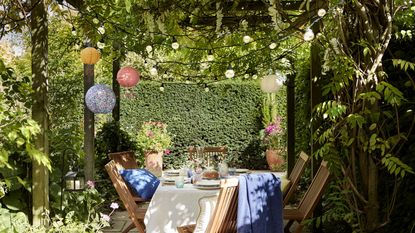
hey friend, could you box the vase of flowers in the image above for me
[260,116,285,171]
[136,121,172,176]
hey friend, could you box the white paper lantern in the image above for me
[260,75,283,93]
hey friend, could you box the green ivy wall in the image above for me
[120,80,286,169]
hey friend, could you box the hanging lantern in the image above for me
[80,47,101,64]
[85,84,116,114]
[64,169,85,191]
[260,75,283,93]
[117,67,140,87]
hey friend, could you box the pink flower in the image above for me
[164,149,171,155]
[100,213,111,222]
[110,202,119,210]
[86,180,95,189]
[146,130,154,137]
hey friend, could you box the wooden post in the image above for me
[112,43,121,123]
[310,1,325,232]
[84,63,95,182]
[286,74,295,176]
[31,0,49,227]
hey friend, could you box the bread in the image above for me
[202,170,219,180]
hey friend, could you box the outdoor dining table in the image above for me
[144,182,220,233]
[144,171,288,233]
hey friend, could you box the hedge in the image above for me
[120,80,286,169]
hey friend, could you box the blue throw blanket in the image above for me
[237,173,283,233]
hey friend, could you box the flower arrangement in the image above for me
[260,116,284,150]
[136,121,172,153]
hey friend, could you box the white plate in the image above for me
[235,168,250,173]
[164,170,180,176]
[162,177,190,183]
[194,185,221,190]
[196,180,220,186]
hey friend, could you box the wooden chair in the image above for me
[177,178,239,233]
[108,151,138,170]
[283,151,310,205]
[283,161,330,233]
[188,146,227,166]
[105,160,147,233]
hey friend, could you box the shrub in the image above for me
[120,80,286,169]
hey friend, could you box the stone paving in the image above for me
[102,211,137,233]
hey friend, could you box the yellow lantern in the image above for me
[80,47,100,64]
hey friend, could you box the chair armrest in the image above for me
[177,224,196,233]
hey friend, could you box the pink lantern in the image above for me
[117,67,140,87]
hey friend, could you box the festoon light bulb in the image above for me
[225,65,235,78]
[243,35,252,43]
[171,37,180,50]
[207,50,214,61]
[303,28,315,41]
[150,66,158,76]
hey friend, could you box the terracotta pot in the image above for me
[144,151,163,177]
[265,149,285,171]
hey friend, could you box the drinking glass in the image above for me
[175,176,185,188]
[218,162,229,178]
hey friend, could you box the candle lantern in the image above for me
[64,169,85,191]
[117,66,140,87]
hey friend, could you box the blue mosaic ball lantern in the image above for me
[85,84,116,114]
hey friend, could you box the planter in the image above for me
[265,149,285,171]
[144,151,163,177]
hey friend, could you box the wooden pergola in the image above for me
[62,0,325,180]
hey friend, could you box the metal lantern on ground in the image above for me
[64,169,85,191]
[80,47,101,64]
[260,74,283,93]
[117,66,140,87]
[85,84,116,114]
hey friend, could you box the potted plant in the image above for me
[260,116,285,171]
[136,121,172,176]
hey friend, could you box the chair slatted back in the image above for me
[188,146,227,164]
[108,151,138,170]
[283,151,310,205]
[105,160,146,233]
[205,178,239,233]
[297,160,330,220]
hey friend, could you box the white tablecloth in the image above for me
[144,183,220,233]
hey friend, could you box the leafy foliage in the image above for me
[136,121,172,153]
[313,1,415,232]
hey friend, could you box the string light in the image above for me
[204,84,210,92]
[317,9,327,17]
[97,26,105,34]
[97,40,105,49]
[207,50,214,61]
[150,66,158,76]
[269,42,277,49]
[71,27,77,36]
[4,24,11,31]
[159,84,165,92]
[243,35,252,43]
[146,45,153,53]
[225,65,235,78]
[171,37,180,50]
[303,28,315,41]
